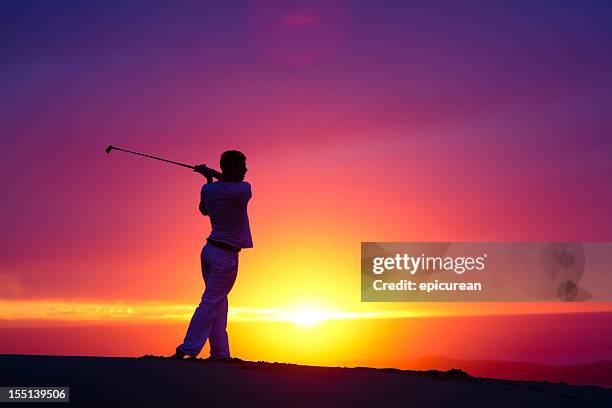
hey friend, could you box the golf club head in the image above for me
[105,145,114,154]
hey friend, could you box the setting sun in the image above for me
[287,308,325,327]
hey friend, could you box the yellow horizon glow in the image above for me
[0,299,421,325]
[1,299,610,327]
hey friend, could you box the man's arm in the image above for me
[199,183,211,216]
[199,200,209,216]
[193,164,219,216]
[193,164,223,181]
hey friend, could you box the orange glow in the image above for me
[2,299,610,326]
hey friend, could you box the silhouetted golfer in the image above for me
[172,150,252,360]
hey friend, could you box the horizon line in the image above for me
[1,299,611,327]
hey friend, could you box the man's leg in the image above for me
[177,245,238,357]
[209,296,230,358]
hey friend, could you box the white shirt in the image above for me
[201,181,253,249]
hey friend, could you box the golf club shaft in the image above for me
[112,146,194,168]
[108,146,223,179]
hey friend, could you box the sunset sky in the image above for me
[2,0,612,374]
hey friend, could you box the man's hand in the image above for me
[193,164,214,177]
[193,164,215,183]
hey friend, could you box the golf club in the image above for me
[105,145,223,179]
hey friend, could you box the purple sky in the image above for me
[1,0,612,303]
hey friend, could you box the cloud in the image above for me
[0,299,427,325]
[2,299,609,327]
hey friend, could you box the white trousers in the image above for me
[177,243,238,358]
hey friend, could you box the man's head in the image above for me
[220,150,247,182]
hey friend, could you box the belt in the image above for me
[207,238,241,253]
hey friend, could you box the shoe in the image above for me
[171,347,187,359]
